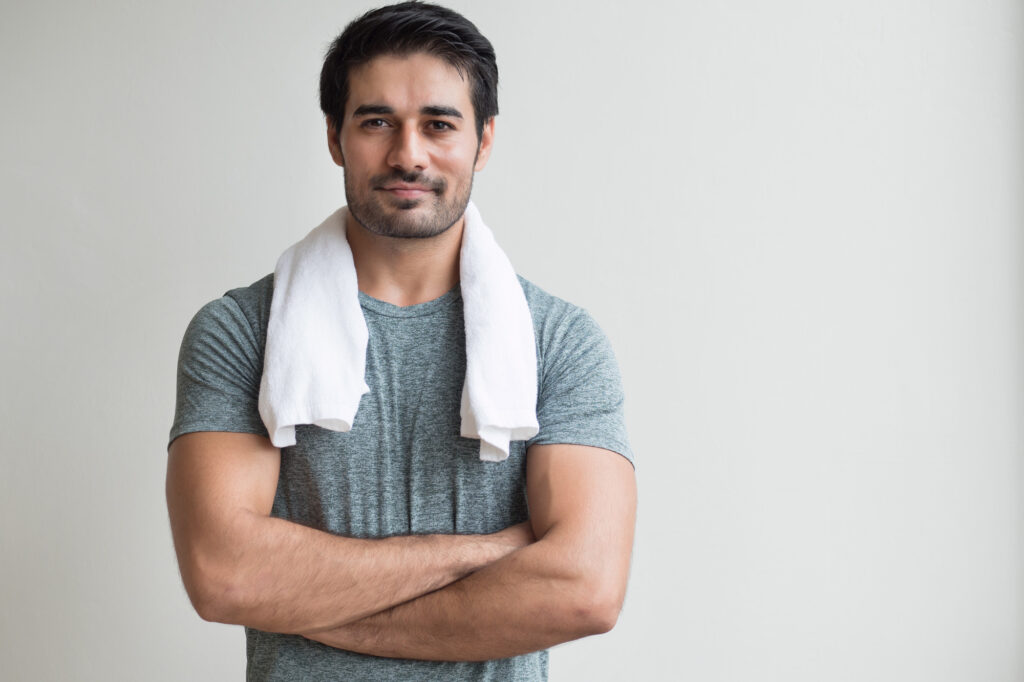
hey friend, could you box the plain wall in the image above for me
[1,1,1021,680]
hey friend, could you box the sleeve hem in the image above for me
[524,437,635,468]
[167,423,270,451]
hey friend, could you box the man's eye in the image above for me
[428,121,454,131]
[362,118,389,128]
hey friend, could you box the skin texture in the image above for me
[166,432,535,634]
[327,52,495,307]
[333,53,491,240]
[302,443,637,661]
[166,51,637,661]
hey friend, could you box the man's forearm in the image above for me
[303,530,623,661]
[302,444,638,662]
[184,513,531,635]
[167,433,534,636]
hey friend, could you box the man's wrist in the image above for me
[437,522,534,576]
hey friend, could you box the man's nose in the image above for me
[387,126,429,172]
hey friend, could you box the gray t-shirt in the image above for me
[169,272,633,681]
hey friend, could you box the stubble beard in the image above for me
[345,169,473,240]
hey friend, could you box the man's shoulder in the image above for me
[515,274,608,357]
[223,272,274,313]
[516,274,581,321]
[214,272,274,336]
[193,272,602,353]
[181,273,274,352]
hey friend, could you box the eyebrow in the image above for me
[351,104,464,119]
[421,105,463,119]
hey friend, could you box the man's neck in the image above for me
[345,213,463,307]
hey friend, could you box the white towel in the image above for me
[258,201,538,462]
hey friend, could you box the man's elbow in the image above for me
[573,572,627,636]
[189,584,238,625]
[191,590,230,625]
[179,554,252,625]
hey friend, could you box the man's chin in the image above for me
[391,198,423,211]
[349,207,456,240]
[389,215,459,239]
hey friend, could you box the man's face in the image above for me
[328,52,494,239]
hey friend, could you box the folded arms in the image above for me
[166,432,636,660]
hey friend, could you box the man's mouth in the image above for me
[379,184,436,199]
[373,171,445,201]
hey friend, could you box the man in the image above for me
[166,3,636,680]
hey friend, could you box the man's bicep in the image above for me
[525,443,636,605]
[166,432,280,608]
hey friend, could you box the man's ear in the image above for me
[326,116,344,168]
[473,117,496,172]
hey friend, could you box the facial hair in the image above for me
[345,168,473,240]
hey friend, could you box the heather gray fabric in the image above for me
[169,272,633,682]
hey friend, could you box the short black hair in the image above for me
[320,1,498,140]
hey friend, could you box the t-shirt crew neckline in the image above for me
[357,283,462,318]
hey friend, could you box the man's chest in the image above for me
[270,312,530,538]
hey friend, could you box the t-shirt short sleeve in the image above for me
[168,295,268,448]
[526,308,634,466]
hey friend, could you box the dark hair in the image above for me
[320,1,498,140]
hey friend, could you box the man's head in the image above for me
[320,1,499,142]
[320,2,499,240]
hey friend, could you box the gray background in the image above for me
[2,0,1022,680]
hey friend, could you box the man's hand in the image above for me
[166,431,532,634]
[303,443,637,661]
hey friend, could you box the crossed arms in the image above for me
[165,431,637,661]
